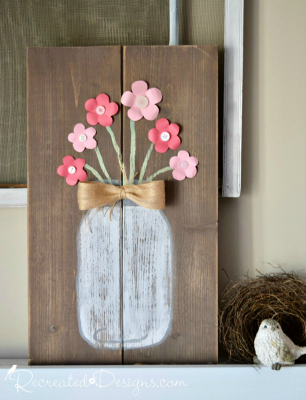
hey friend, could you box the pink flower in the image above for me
[68,124,97,152]
[169,151,198,181]
[148,118,181,153]
[85,94,119,126]
[121,80,162,121]
[57,156,87,186]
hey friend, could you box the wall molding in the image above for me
[1,361,305,399]
[0,188,27,208]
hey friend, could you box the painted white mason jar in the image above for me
[76,197,173,350]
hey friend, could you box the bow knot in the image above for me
[119,186,127,200]
[77,181,165,219]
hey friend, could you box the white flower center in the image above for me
[135,95,148,109]
[179,161,189,170]
[79,134,87,142]
[68,166,76,174]
[96,106,105,115]
[160,132,170,142]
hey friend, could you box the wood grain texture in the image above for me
[122,201,173,350]
[76,204,121,350]
[1,0,225,184]
[122,46,218,364]
[28,45,218,365]
[0,184,27,188]
[28,47,122,364]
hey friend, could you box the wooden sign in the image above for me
[28,46,218,365]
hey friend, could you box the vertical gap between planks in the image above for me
[120,46,124,364]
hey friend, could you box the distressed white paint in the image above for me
[76,200,173,350]
[0,188,27,207]
[76,204,121,350]
[223,0,244,197]
[123,200,173,349]
[169,0,179,46]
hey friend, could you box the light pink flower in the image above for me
[85,94,119,126]
[121,80,162,121]
[57,156,87,186]
[169,151,198,181]
[68,124,97,152]
[148,118,181,153]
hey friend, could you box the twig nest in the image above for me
[219,271,306,363]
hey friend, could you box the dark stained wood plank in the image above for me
[122,46,218,364]
[28,47,122,365]
[0,184,27,188]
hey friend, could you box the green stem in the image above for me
[129,120,136,182]
[106,126,122,161]
[94,147,112,184]
[138,143,154,184]
[84,164,104,182]
[146,166,172,182]
[105,126,128,185]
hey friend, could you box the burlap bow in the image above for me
[77,181,165,215]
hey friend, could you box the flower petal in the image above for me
[86,112,98,125]
[63,155,75,165]
[148,128,160,143]
[141,104,159,121]
[121,91,135,107]
[155,140,169,153]
[156,118,169,132]
[188,156,198,166]
[85,138,97,150]
[98,114,113,126]
[177,150,189,160]
[169,156,180,169]
[66,175,79,186]
[78,169,87,182]
[68,133,76,143]
[57,164,68,177]
[168,123,179,136]
[168,136,181,150]
[96,94,110,106]
[73,141,86,153]
[74,158,86,169]
[85,98,97,112]
[128,106,143,121]
[106,102,119,116]
[173,169,186,181]
[132,80,148,95]
[146,88,162,105]
[74,123,85,134]
[185,165,197,178]
[85,127,96,138]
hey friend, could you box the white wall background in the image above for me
[0,0,305,358]
[219,0,306,288]
[0,209,27,357]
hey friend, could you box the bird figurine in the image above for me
[254,319,306,370]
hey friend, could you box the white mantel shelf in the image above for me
[0,360,305,400]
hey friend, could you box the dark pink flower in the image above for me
[85,94,119,126]
[148,118,181,153]
[68,124,97,152]
[121,80,162,121]
[57,156,87,186]
[169,151,198,181]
